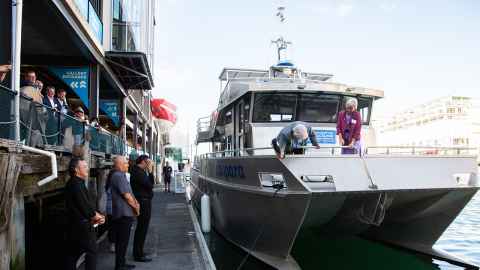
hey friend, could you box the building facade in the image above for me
[0,1,167,269]
[374,96,480,153]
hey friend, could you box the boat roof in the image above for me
[217,78,384,110]
[218,67,333,82]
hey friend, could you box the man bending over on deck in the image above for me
[272,121,320,159]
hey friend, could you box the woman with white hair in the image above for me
[272,121,320,159]
[337,97,362,154]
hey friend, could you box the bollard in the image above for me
[201,194,211,233]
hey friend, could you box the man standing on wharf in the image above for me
[110,156,140,270]
[65,158,105,270]
[130,155,154,262]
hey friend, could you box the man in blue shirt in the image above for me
[110,156,140,270]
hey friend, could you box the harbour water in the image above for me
[200,193,480,270]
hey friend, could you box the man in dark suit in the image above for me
[42,86,61,145]
[130,155,154,262]
[65,158,105,270]
[56,88,70,115]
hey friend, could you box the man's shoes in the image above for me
[115,264,136,270]
[134,256,152,262]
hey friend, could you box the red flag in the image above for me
[151,98,177,124]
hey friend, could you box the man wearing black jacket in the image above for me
[65,158,105,270]
[130,155,154,262]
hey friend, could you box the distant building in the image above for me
[373,96,480,152]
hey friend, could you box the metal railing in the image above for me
[0,85,17,140]
[199,145,477,159]
[365,146,476,156]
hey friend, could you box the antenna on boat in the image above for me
[271,6,292,62]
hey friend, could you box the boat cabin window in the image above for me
[217,106,233,126]
[357,97,372,124]
[252,93,296,122]
[251,93,374,124]
[297,94,340,123]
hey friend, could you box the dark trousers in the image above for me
[65,223,97,270]
[164,178,171,191]
[113,216,134,269]
[107,215,116,243]
[133,198,152,258]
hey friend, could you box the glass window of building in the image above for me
[296,94,340,123]
[111,0,153,56]
[252,93,297,122]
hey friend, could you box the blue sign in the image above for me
[313,129,336,144]
[49,67,89,107]
[100,99,120,127]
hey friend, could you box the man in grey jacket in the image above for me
[272,121,320,159]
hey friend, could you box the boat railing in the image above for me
[364,146,477,156]
[199,145,477,159]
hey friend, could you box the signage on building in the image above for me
[100,99,120,127]
[313,129,337,144]
[49,66,89,107]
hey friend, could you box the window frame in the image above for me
[295,93,341,123]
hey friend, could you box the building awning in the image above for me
[105,51,154,90]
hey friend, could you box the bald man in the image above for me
[272,121,320,159]
[109,156,140,270]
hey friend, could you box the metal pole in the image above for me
[12,0,23,142]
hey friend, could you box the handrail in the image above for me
[0,84,17,94]
[198,145,477,159]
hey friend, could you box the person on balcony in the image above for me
[56,88,70,115]
[20,70,43,103]
[71,107,89,147]
[19,71,46,146]
[42,86,61,145]
[0,64,11,83]
[337,97,362,154]
[272,122,320,159]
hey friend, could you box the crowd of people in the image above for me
[66,154,172,270]
[13,69,125,150]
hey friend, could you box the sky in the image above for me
[152,0,480,144]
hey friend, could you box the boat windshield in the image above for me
[252,93,296,122]
[252,92,372,124]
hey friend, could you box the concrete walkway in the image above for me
[95,189,210,270]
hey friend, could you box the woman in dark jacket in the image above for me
[337,98,362,154]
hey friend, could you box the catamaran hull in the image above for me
[190,155,479,269]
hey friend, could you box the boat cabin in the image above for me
[197,65,384,155]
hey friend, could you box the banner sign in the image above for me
[49,66,89,107]
[312,129,336,144]
[100,99,120,126]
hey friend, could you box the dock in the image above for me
[90,189,214,270]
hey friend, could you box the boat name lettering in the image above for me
[216,164,245,178]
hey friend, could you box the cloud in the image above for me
[379,1,397,12]
[337,3,354,17]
